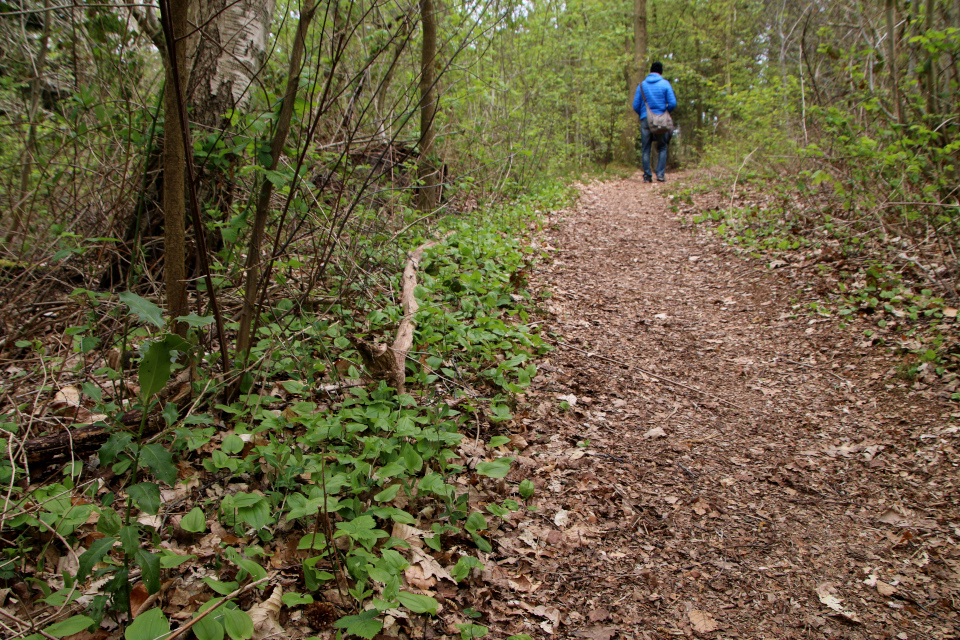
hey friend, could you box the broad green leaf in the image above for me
[119,292,164,328]
[221,433,244,454]
[224,548,267,582]
[297,533,327,550]
[417,473,446,495]
[120,525,140,555]
[382,574,400,601]
[475,457,513,479]
[397,591,438,615]
[464,512,487,533]
[128,482,160,515]
[223,607,253,640]
[236,499,271,530]
[373,484,401,503]
[141,443,177,485]
[125,608,170,640]
[471,531,492,552]
[518,478,535,499]
[192,601,225,640]
[486,504,509,518]
[162,402,179,426]
[281,592,313,606]
[135,549,161,594]
[451,556,483,582]
[75,537,117,584]
[229,492,263,508]
[45,615,94,637]
[181,507,207,533]
[401,442,423,472]
[455,623,488,639]
[368,506,416,524]
[177,313,214,328]
[203,577,239,595]
[333,609,382,639]
[97,507,122,536]
[159,552,196,568]
[138,339,174,400]
[488,436,510,447]
[378,549,409,573]
[336,515,376,536]
[99,433,132,465]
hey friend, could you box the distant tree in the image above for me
[418,0,439,211]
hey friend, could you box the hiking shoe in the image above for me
[643,176,653,183]
[657,176,666,182]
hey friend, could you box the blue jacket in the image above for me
[633,73,677,120]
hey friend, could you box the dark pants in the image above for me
[641,118,672,181]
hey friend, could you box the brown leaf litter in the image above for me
[472,172,960,639]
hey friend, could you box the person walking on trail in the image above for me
[633,61,677,183]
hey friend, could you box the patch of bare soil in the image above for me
[478,173,960,639]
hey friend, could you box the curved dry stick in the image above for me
[355,233,453,394]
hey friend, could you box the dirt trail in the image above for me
[477,174,960,639]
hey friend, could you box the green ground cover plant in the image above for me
[0,184,572,640]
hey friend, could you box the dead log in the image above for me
[20,380,192,471]
[355,235,450,394]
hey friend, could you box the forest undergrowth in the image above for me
[0,184,573,640]
[671,168,960,399]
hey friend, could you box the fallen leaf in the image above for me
[136,514,163,530]
[878,507,910,525]
[520,603,561,627]
[944,307,958,318]
[554,509,570,528]
[409,546,454,583]
[391,523,427,547]
[573,626,617,640]
[509,434,529,449]
[816,582,861,624]
[248,586,284,640]
[50,386,81,413]
[643,426,667,439]
[557,394,578,406]
[588,608,610,622]
[877,582,896,597]
[129,583,150,618]
[404,564,437,590]
[688,609,718,633]
[507,574,538,593]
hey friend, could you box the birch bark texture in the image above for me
[189,0,276,130]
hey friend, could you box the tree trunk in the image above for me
[924,0,936,115]
[162,0,189,329]
[236,0,318,357]
[102,0,274,289]
[887,0,902,123]
[618,0,647,165]
[376,12,413,142]
[417,0,439,212]
[189,0,275,128]
[5,0,53,247]
[189,0,276,224]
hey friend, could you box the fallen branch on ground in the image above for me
[355,233,453,394]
